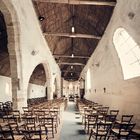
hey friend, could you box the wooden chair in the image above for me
[34,110,45,122]
[85,114,98,134]
[12,110,21,122]
[116,115,133,124]
[89,122,112,140]
[111,122,136,139]
[0,124,23,140]
[50,110,60,127]
[22,116,39,131]
[39,117,56,138]
[22,126,45,140]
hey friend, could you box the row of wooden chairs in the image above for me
[0,101,13,118]
[77,99,137,140]
[1,97,66,139]
[27,97,48,107]
[0,123,48,140]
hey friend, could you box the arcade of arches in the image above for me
[0,0,140,139]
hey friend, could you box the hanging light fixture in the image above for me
[71,65,73,69]
[71,5,75,58]
[71,26,75,33]
[71,53,74,58]
[38,16,45,21]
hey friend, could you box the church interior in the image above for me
[0,0,140,139]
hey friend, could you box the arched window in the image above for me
[113,28,140,80]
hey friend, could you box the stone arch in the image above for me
[0,1,21,109]
[27,62,52,104]
[27,63,47,103]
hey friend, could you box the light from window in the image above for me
[87,68,91,89]
[113,28,140,80]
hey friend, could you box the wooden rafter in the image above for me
[58,62,85,66]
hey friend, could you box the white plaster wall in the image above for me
[3,0,61,110]
[62,80,69,98]
[27,83,45,99]
[82,0,140,128]
[0,76,12,102]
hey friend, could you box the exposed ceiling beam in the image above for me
[44,32,101,39]
[62,70,81,73]
[64,78,78,81]
[54,54,89,59]
[58,62,85,66]
[34,0,116,6]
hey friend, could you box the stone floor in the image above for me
[59,101,88,140]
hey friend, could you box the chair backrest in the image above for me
[99,107,109,115]
[87,114,98,124]
[34,110,45,117]
[22,107,29,112]
[39,117,53,125]
[119,123,135,135]
[3,116,17,123]
[12,110,20,117]
[22,116,36,125]
[95,122,112,138]
[22,129,42,140]
[110,110,119,116]
[121,115,133,123]
[104,114,117,122]
[0,124,14,140]
[12,110,20,122]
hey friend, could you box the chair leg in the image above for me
[87,123,90,133]
[52,125,54,138]
[89,129,93,140]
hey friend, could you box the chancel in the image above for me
[0,0,140,139]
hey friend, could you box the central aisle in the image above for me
[60,101,88,140]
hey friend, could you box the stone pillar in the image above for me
[79,79,85,99]
[61,78,63,97]
[17,89,27,112]
[47,77,53,100]
[11,78,18,109]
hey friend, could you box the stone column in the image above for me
[47,77,53,100]
[79,79,85,99]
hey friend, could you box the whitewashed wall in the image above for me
[27,83,45,99]
[0,76,12,102]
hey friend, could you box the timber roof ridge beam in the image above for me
[33,0,116,6]
[58,62,85,66]
[44,32,101,39]
[54,54,89,59]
